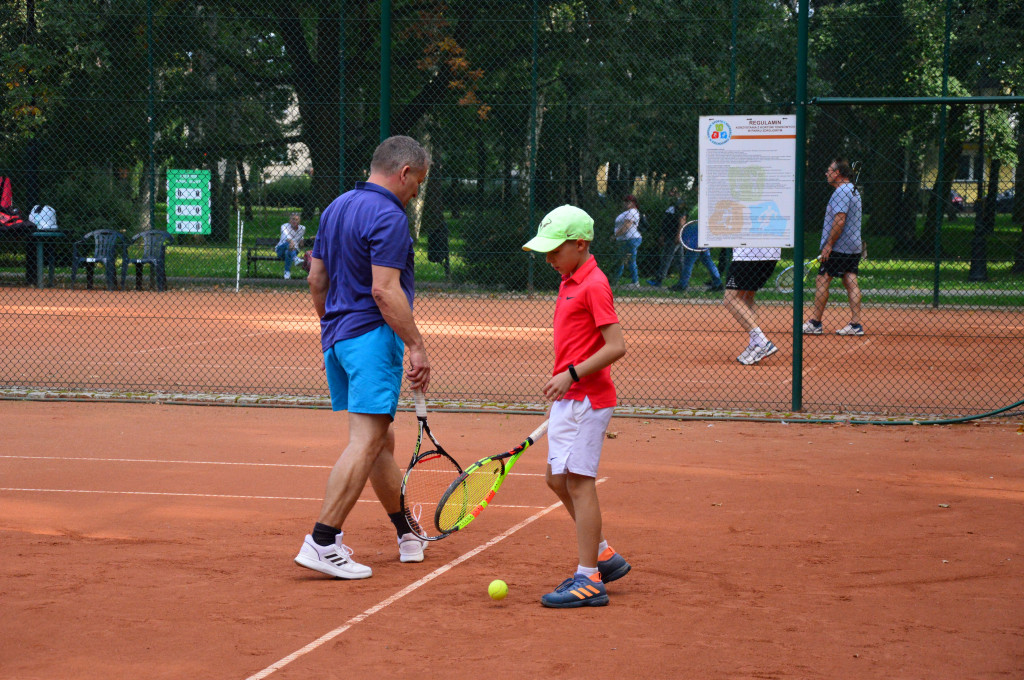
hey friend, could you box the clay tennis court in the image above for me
[3,288,1021,414]
[2,401,1021,679]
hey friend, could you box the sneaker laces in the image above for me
[326,542,355,560]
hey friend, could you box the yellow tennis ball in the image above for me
[488,579,508,600]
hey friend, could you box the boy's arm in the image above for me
[542,323,626,401]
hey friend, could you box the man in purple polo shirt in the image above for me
[294,136,432,580]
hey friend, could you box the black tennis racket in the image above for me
[399,389,464,541]
[678,220,707,253]
[433,419,549,536]
[775,256,820,294]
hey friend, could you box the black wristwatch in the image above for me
[567,364,580,382]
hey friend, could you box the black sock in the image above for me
[388,511,413,538]
[312,522,340,547]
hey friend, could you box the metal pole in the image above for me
[379,0,391,142]
[932,0,952,307]
[338,5,345,194]
[813,95,1021,106]
[790,0,806,409]
[729,0,738,115]
[526,0,539,293]
[792,0,810,411]
[148,0,156,231]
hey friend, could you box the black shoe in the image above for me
[706,282,724,292]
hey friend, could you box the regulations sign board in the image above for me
[167,169,211,235]
[696,115,796,248]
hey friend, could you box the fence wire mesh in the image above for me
[1,1,1022,417]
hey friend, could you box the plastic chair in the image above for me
[71,229,125,290]
[121,230,173,291]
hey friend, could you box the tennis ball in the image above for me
[488,579,508,600]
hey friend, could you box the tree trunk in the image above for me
[237,161,253,220]
[1012,105,1024,273]
[924,105,963,253]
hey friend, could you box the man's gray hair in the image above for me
[370,135,431,176]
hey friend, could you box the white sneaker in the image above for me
[802,320,822,335]
[736,344,757,364]
[398,533,426,563]
[836,323,865,336]
[283,270,291,280]
[739,341,778,365]
[294,535,372,579]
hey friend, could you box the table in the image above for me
[31,230,63,288]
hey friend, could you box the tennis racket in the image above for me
[775,256,821,293]
[399,389,465,541]
[678,220,707,253]
[433,419,549,536]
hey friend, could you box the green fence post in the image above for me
[526,0,539,293]
[339,4,345,195]
[792,0,810,411]
[729,0,738,115]
[147,0,156,231]
[379,0,391,142]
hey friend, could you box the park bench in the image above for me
[246,236,313,277]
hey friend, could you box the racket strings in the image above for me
[402,450,463,538]
[436,458,505,532]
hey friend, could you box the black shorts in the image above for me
[725,260,778,291]
[819,252,861,278]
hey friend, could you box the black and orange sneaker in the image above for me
[540,573,609,608]
[598,547,632,583]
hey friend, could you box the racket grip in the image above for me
[412,388,427,418]
[529,419,549,442]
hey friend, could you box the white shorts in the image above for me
[547,396,614,477]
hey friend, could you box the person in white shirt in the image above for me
[611,194,643,288]
[276,212,306,279]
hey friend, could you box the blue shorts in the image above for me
[323,324,404,417]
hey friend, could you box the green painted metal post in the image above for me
[932,0,953,307]
[526,0,539,293]
[729,0,738,115]
[339,5,346,194]
[379,0,391,142]
[147,0,156,231]
[792,0,810,411]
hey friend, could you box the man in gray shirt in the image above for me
[802,158,864,336]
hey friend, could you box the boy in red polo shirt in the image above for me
[522,205,631,608]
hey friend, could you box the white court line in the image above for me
[245,478,606,680]
[0,456,546,476]
[0,488,323,501]
[0,455,331,469]
[0,487,549,510]
[130,330,275,355]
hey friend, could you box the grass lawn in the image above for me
[2,205,1022,306]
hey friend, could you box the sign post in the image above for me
[167,169,211,235]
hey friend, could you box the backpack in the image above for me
[637,211,650,233]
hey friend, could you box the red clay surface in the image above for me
[2,401,1022,679]
[2,288,1022,415]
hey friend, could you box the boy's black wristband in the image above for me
[567,364,580,382]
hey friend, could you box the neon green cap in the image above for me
[521,205,595,252]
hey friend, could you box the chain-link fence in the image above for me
[1,1,1022,417]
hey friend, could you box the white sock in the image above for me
[598,540,609,555]
[577,565,599,577]
[750,327,768,346]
